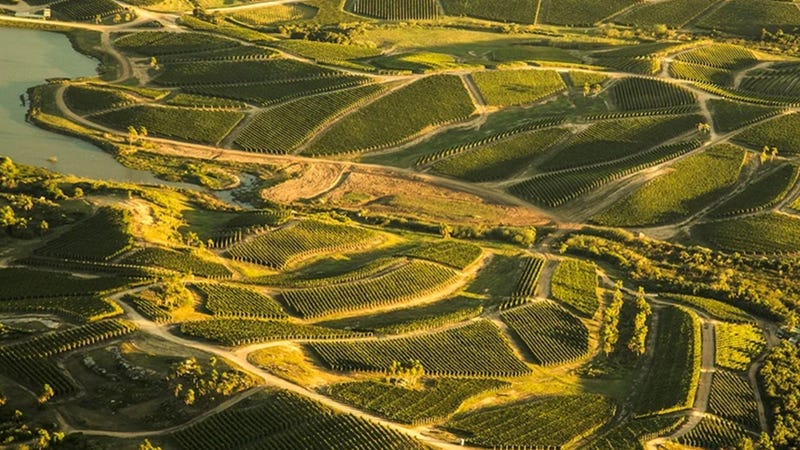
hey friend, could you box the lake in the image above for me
[0,26,169,183]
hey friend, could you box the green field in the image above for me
[594,144,747,226]
[471,69,566,107]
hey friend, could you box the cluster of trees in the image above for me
[0,389,64,449]
[628,287,651,356]
[386,359,425,388]
[759,342,800,449]
[278,23,369,45]
[759,145,779,164]
[600,281,624,355]
[167,357,254,406]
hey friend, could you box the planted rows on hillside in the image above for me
[180,319,368,346]
[193,283,286,319]
[550,258,598,316]
[501,302,589,365]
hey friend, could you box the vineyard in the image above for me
[586,416,687,450]
[733,113,800,155]
[615,0,719,28]
[608,77,696,111]
[659,294,753,323]
[227,4,318,25]
[677,415,750,448]
[669,60,735,86]
[179,318,367,346]
[34,207,133,262]
[709,369,760,430]
[171,390,429,450]
[0,295,121,323]
[708,99,784,133]
[90,105,245,145]
[0,268,131,301]
[471,69,566,107]
[431,128,569,182]
[399,240,482,270]
[501,301,589,365]
[709,164,800,218]
[538,0,636,25]
[64,85,135,115]
[446,394,616,447]
[51,0,127,21]
[503,254,546,308]
[675,44,757,71]
[280,261,459,318]
[319,296,482,335]
[594,144,747,226]
[122,247,232,278]
[550,258,599,317]
[510,140,702,207]
[740,64,800,100]
[0,319,136,359]
[692,213,800,254]
[633,305,700,416]
[438,0,538,23]
[305,75,475,155]
[153,59,337,87]
[537,115,701,171]
[113,32,238,56]
[193,283,287,319]
[233,83,385,154]
[715,322,766,371]
[226,220,380,269]
[695,0,800,36]
[349,0,441,20]
[327,378,508,424]
[187,76,372,107]
[309,321,531,376]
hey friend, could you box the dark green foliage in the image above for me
[34,207,133,262]
[693,213,800,254]
[193,283,287,319]
[399,240,482,270]
[550,258,598,317]
[226,220,378,269]
[0,319,136,359]
[634,306,700,415]
[170,390,430,450]
[90,105,244,145]
[439,0,538,23]
[708,99,784,133]
[122,248,232,278]
[280,261,458,319]
[64,85,135,115]
[539,115,701,171]
[327,378,508,424]
[501,302,589,365]
[710,164,799,218]
[319,296,483,335]
[188,76,371,107]
[0,268,131,301]
[51,0,125,21]
[734,113,800,154]
[306,75,475,155]
[446,394,616,447]
[660,294,753,323]
[760,342,800,448]
[179,319,366,346]
[608,78,696,111]
[310,321,531,376]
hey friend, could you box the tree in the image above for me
[784,310,798,331]
[600,281,624,355]
[183,388,196,406]
[127,125,139,145]
[761,145,770,164]
[0,388,6,406]
[627,287,651,356]
[583,82,591,97]
[771,146,779,161]
[387,359,425,388]
[38,384,54,404]
[38,220,49,236]
[138,439,162,450]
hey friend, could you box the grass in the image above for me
[693,213,800,254]
[593,144,747,226]
[471,69,566,107]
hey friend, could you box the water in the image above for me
[0,27,168,183]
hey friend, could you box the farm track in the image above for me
[52,287,483,450]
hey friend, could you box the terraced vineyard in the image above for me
[305,75,475,155]
[234,83,385,154]
[171,390,430,450]
[633,305,700,416]
[226,220,380,269]
[327,378,508,424]
[446,394,616,447]
[180,319,367,346]
[594,144,747,226]
[0,319,136,359]
[280,260,458,318]
[501,301,589,365]
[193,283,287,319]
[350,0,441,20]
[550,258,598,317]
[309,321,531,376]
